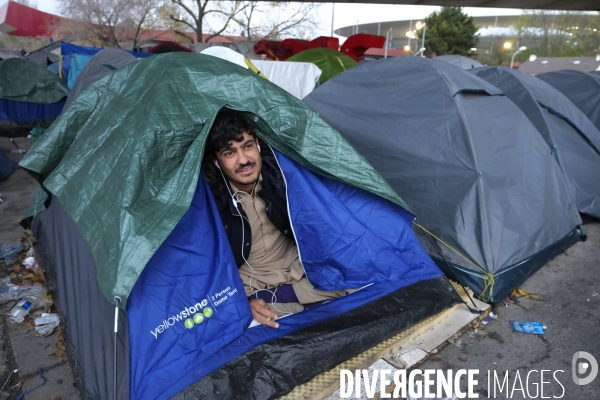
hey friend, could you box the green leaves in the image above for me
[417,7,479,57]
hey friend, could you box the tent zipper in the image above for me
[269,146,309,278]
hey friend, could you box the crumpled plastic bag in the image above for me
[34,313,60,336]
[0,241,23,265]
[23,256,38,270]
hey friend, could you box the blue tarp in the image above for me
[0,99,66,122]
[127,150,442,400]
[67,54,93,89]
[46,62,60,75]
[59,43,152,82]
[60,42,153,58]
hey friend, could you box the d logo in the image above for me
[572,351,598,385]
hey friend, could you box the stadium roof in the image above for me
[320,0,598,10]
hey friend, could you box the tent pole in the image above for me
[331,3,335,37]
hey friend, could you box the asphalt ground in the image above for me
[1,136,598,399]
[0,137,80,400]
[420,219,600,399]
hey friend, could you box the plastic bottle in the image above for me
[11,300,33,323]
[0,284,46,305]
[8,285,48,322]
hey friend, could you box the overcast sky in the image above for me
[35,0,522,38]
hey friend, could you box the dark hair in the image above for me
[203,110,259,197]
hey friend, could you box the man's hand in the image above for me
[250,299,279,328]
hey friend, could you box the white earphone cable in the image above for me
[215,162,291,317]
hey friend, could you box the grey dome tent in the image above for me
[537,70,600,131]
[304,56,584,302]
[471,67,600,219]
[435,55,484,69]
[65,48,137,109]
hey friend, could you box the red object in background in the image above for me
[309,36,339,50]
[362,48,404,58]
[341,34,386,58]
[276,39,310,61]
[0,1,66,38]
[254,40,280,60]
[148,41,192,54]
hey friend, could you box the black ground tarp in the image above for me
[174,276,462,399]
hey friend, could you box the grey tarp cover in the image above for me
[65,48,137,109]
[19,53,409,307]
[472,67,600,218]
[537,70,600,131]
[435,55,484,69]
[26,50,59,67]
[304,56,582,301]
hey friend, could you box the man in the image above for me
[203,110,347,328]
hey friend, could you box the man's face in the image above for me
[215,132,262,189]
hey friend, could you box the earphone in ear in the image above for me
[257,144,261,152]
[214,160,221,169]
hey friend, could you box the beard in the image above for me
[228,161,260,187]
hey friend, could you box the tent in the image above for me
[21,53,461,399]
[288,48,358,84]
[471,67,600,219]
[148,41,193,54]
[65,48,137,109]
[67,53,93,89]
[436,55,484,69]
[304,56,584,302]
[537,70,600,131]
[26,49,59,67]
[252,60,322,99]
[0,58,68,137]
[200,46,266,78]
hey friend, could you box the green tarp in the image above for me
[288,48,358,85]
[0,58,69,103]
[19,53,409,307]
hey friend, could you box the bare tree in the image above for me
[235,1,321,41]
[56,0,162,49]
[158,2,194,43]
[167,0,246,43]
[518,10,600,57]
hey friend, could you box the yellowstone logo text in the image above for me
[151,299,212,339]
